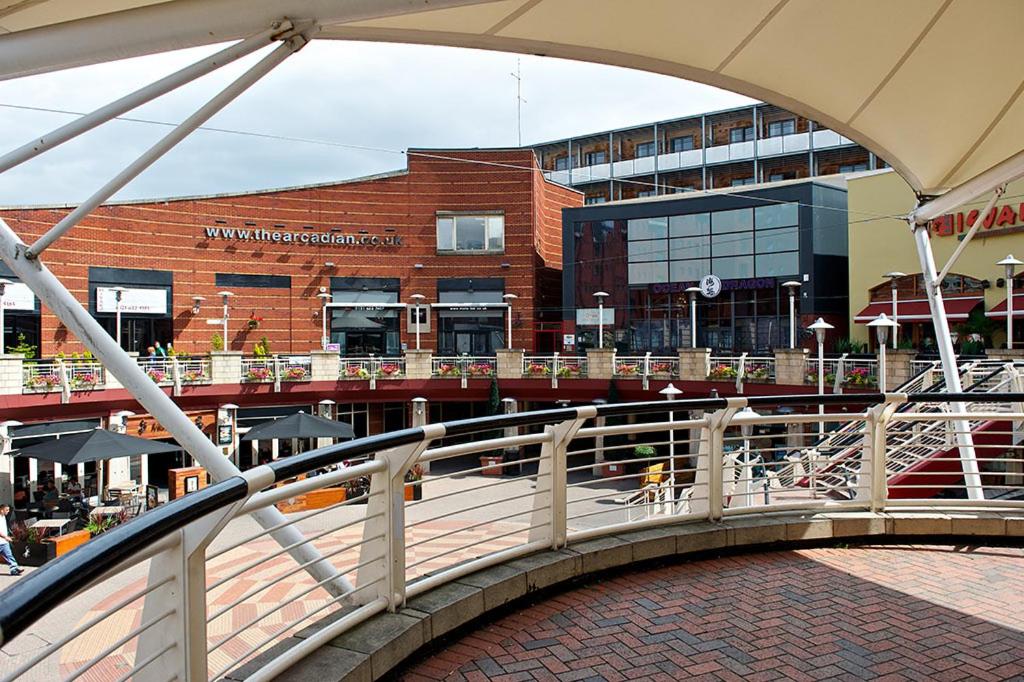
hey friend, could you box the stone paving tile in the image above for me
[400,545,1024,681]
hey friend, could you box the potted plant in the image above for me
[557,363,582,378]
[146,368,167,383]
[247,313,263,330]
[525,362,550,377]
[708,364,738,380]
[282,365,308,381]
[467,362,493,377]
[25,373,61,391]
[182,368,207,383]
[70,372,100,389]
[650,361,673,376]
[479,451,504,476]
[377,362,403,378]
[615,363,639,376]
[845,367,877,387]
[10,523,57,566]
[404,463,424,501]
[746,364,770,381]
[436,362,461,377]
[245,366,273,382]
[343,364,371,379]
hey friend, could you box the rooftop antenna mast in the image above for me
[511,58,526,146]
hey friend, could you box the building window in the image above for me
[584,150,607,165]
[436,213,504,253]
[839,163,869,173]
[768,172,796,182]
[637,189,656,198]
[670,135,695,152]
[635,141,656,158]
[766,119,796,137]
[730,177,756,186]
[729,126,755,143]
[672,186,693,193]
[554,156,570,171]
[584,195,606,205]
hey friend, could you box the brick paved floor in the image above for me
[400,545,1024,681]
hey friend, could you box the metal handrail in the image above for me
[3,390,1024,678]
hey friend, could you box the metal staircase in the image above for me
[781,360,1023,498]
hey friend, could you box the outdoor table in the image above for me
[29,518,72,535]
[92,505,125,517]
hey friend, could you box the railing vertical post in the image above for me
[736,352,747,394]
[355,428,443,610]
[552,352,560,389]
[701,403,741,522]
[642,351,650,390]
[272,355,282,392]
[460,354,468,390]
[863,398,903,511]
[528,409,594,549]
[171,355,182,396]
[369,354,378,391]
[57,357,70,404]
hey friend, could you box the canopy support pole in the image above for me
[934,185,1005,287]
[24,28,310,259]
[0,21,292,176]
[0,26,352,594]
[908,214,984,500]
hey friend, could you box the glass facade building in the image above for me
[563,180,849,354]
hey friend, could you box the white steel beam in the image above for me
[909,217,983,500]
[0,21,293,176]
[0,0,498,82]
[912,148,1024,225]
[933,185,1005,287]
[25,31,311,259]
[0,218,351,595]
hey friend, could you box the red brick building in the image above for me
[1,148,581,356]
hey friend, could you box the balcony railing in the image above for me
[431,356,496,379]
[3,390,1022,680]
[23,359,105,395]
[806,357,879,390]
[242,356,312,384]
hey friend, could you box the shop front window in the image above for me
[330,279,400,356]
[437,280,506,355]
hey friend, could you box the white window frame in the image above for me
[436,212,505,254]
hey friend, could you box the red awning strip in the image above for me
[854,297,983,323]
[985,292,1024,319]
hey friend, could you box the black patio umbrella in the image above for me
[240,411,355,441]
[14,428,182,502]
[13,428,181,465]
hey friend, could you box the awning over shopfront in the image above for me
[985,293,1024,320]
[854,298,983,323]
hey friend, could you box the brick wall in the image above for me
[2,149,582,356]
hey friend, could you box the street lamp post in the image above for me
[409,293,426,350]
[217,291,233,349]
[0,278,10,355]
[868,313,898,392]
[111,286,127,349]
[782,281,801,349]
[660,383,682,506]
[593,291,609,349]
[503,293,518,350]
[998,255,1023,350]
[317,291,332,350]
[884,272,906,350]
[808,318,834,437]
[685,286,701,348]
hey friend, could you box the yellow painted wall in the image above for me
[847,170,1024,346]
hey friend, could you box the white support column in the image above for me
[910,218,984,500]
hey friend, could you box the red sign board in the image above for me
[930,203,1024,237]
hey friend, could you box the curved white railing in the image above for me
[2,391,1023,681]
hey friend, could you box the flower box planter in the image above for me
[304,487,347,510]
[49,529,91,556]
[480,455,504,476]
[524,363,551,378]
[11,541,57,567]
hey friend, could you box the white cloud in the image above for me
[0,40,754,205]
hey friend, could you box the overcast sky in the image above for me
[0,40,753,206]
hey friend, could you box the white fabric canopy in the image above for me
[1,0,1023,202]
